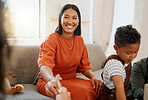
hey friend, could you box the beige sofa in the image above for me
[6,44,106,100]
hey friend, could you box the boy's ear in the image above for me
[113,45,118,51]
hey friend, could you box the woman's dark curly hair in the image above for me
[55,4,81,36]
[115,25,141,47]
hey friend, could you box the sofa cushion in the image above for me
[6,46,40,84]
[86,44,106,71]
[77,69,103,81]
[6,84,53,100]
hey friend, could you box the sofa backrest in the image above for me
[86,44,106,71]
[6,46,40,84]
[7,44,106,84]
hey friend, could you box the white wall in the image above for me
[133,0,148,62]
[92,0,114,51]
[106,0,135,57]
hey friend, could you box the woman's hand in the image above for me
[91,76,102,93]
[56,87,71,100]
[45,79,58,99]
[82,69,102,93]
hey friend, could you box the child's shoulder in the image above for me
[105,59,123,69]
[106,59,122,65]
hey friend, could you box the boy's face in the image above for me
[114,43,140,64]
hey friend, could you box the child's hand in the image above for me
[91,76,102,93]
[56,87,71,100]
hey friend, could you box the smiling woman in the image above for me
[37,4,102,100]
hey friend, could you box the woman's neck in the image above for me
[62,33,74,39]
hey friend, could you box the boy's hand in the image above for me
[91,76,102,93]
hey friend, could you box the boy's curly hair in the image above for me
[115,25,141,47]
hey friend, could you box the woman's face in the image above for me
[61,8,79,35]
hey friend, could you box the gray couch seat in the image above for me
[6,84,51,100]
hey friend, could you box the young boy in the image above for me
[100,25,141,100]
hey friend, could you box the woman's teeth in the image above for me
[66,25,73,28]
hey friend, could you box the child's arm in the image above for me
[112,75,126,100]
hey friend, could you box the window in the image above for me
[6,0,93,45]
[6,0,39,38]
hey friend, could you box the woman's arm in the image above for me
[82,69,102,92]
[82,69,95,79]
[112,75,126,100]
[40,65,55,82]
[40,65,58,98]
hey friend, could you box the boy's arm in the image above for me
[112,75,126,100]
